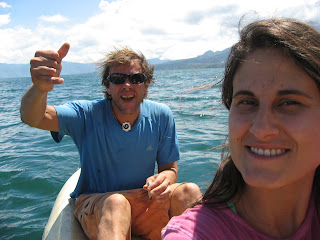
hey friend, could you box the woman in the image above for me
[162,18,320,239]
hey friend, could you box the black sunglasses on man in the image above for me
[107,73,146,85]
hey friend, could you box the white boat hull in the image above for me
[42,169,88,240]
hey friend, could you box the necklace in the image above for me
[110,103,134,132]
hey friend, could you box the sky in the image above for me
[0,0,319,64]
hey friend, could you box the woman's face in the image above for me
[229,48,320,190]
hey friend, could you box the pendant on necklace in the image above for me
[122,122,131,132]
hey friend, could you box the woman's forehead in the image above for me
[232,49,318,97]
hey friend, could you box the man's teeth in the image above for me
[122,95,134,99]
[250,147,286,156]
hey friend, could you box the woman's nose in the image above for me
[249,106,280,140]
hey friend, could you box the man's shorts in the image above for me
[74,186,181,240]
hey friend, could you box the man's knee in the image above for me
[102,193,131,213]
[169,183,202,217]
[172,183,202,202]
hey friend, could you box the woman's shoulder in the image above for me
[162,204,239,239]
[182,204,235,222]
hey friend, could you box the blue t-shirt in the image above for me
[51,99,180,198]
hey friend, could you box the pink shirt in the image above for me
[162,199,320,240]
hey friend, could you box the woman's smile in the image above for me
[248,146,287,157]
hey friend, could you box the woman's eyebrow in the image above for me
[233,90,255,98]
[277,89,313,99]
[233,89,313,99]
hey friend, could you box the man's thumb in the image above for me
[57,42,70,61]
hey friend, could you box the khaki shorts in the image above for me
[74,185,182,240]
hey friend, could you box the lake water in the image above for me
[0,68,228,239]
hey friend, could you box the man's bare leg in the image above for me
[98,194,131,240]
[169,183,202,218]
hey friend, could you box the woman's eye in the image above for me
[278,100,302,108]
[233,99,258,112]
[281,100,300,106]
[239,99,256,105]
[278,100,305,113]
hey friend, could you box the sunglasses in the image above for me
[107,73,146,85]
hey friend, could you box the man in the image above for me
[20,43,202,240]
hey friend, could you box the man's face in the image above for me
[107,60,148,120]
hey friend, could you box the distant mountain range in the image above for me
[154,48,230,70]
[0,48,230,79]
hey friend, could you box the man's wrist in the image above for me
[167,168,177,175]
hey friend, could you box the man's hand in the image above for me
[144,173,172,202]
[20,43,70,130]
[144,162,178,202]
[30,42,70,93]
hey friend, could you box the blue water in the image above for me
[0,68,228,239]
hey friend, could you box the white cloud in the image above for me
[0,14,10,26]
[0,26,40,63]
[65,0,315,62]
[0,0,320,64]
[38,14,69,23]
[64,0,242,62]
[0,2,11,8]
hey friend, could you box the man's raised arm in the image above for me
[20,43,70,131]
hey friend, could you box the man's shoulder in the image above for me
[66,99,106,110]
[142,99,171,112]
